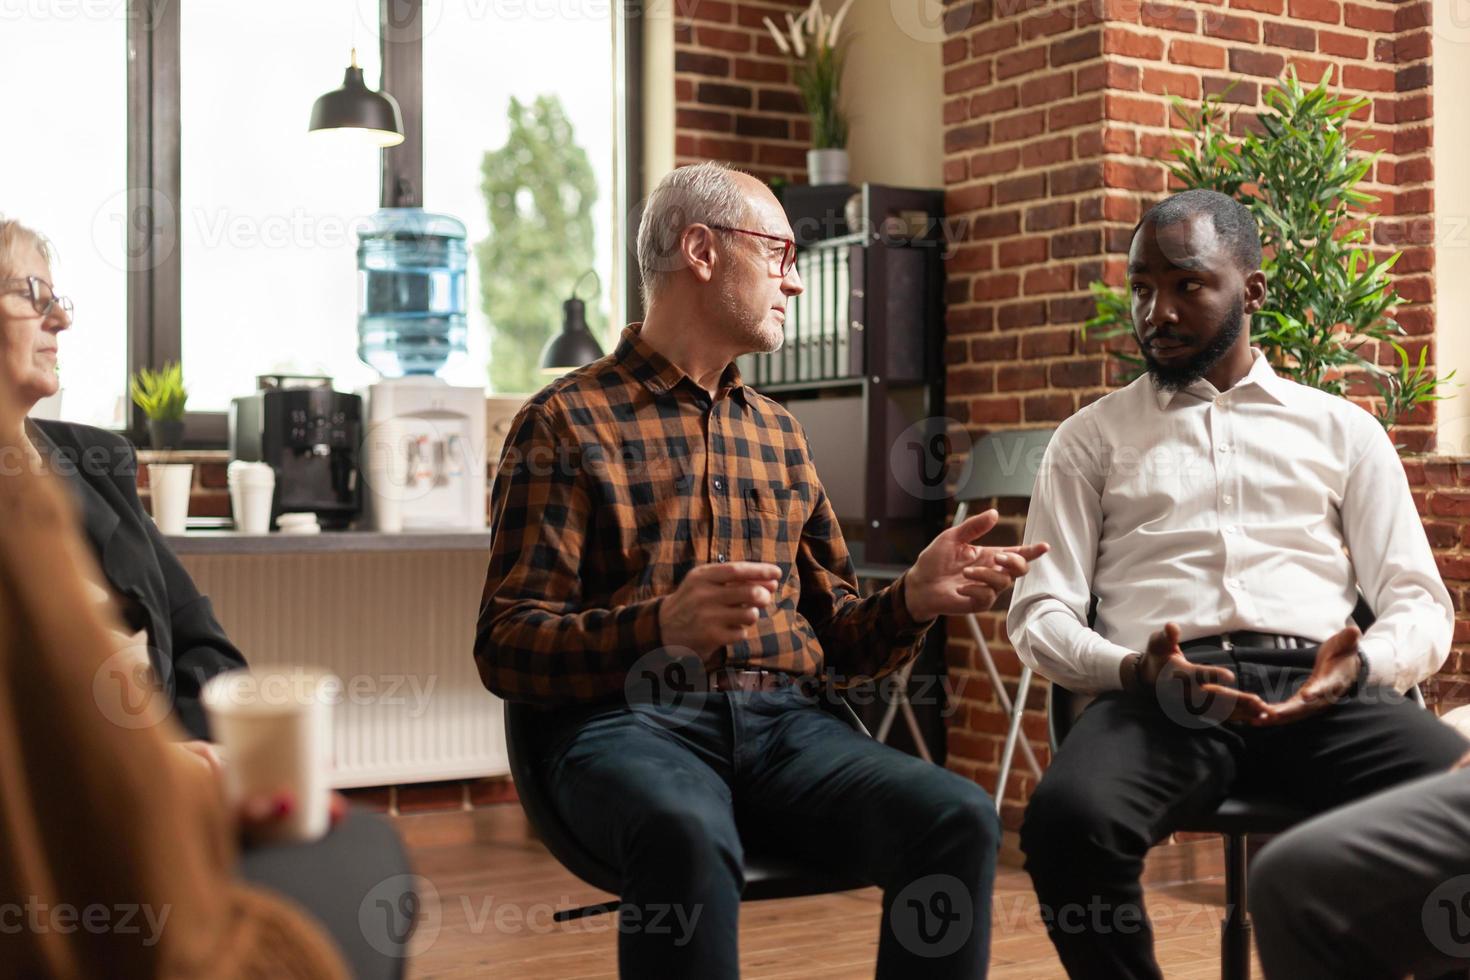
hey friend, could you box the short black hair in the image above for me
[1131,189,1263,273]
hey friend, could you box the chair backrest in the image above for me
[952,427,1055,505]
[504,700,624,894]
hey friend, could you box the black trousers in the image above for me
[1020,647,1470,980]
[238,809,413,980]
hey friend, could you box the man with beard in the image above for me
[1005,188,1466,979]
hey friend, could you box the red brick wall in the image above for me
[674,0,813,183]
[1410,459,1470,705]
[939,0,1454,826]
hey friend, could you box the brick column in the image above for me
[674,0,813,184]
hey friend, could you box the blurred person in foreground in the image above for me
[0,217,413,978]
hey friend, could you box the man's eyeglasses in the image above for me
[708,225,798,277]
[1,277,73,319]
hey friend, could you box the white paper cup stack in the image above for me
[228,461,276,534]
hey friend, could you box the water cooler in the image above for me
[356,207,487,530]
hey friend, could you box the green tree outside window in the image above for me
[478,95,603,393]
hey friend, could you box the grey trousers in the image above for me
[1250,767,1470,980]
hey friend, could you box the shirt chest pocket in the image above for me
[746,482,795,515]
[742,480,808,554]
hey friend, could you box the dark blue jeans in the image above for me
[541,681,1000,979]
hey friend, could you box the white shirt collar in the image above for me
[1152,347,1287,410]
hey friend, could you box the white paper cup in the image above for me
[147,463,193,535]
[202,668,340,844]
[228,463,276,533]
[364,419,409,533]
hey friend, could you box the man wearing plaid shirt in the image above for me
[476,162,1047,979]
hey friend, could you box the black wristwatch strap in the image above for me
[1350,651,1371,698]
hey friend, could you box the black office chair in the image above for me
[1046,598,1421,980]
[505,693,876,922]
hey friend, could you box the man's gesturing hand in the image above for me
[658,561,782,660]
[904,509,1049,622]
[1229,625,1363,727]
[1128,623,1235,692]
[1128,623,1273,725]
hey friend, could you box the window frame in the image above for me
[124,0,642,448]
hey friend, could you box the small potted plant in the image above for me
[763,0,855,186]
[130,361,189,451]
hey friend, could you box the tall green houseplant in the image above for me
[1084,69,1453,445]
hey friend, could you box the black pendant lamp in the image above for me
[308,48,404,147]
[540,271,605,375]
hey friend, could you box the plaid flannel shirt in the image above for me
[475,324,936,706]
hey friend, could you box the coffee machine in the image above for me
[229,375,362,530]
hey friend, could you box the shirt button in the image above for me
[1222,495,1233,505]
[716,553,728,563]
[1218,444,1231,453]
[712,478,724,492]
[1224,525,1237,535]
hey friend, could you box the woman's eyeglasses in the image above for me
[708,225,798,277]
[1,276,73,319]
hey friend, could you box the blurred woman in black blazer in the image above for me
[2,217,413,978]
[1,219,243,764]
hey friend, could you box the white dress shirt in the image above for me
[1007,348,1452,694]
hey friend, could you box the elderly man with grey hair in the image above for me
[475,162,1048,978]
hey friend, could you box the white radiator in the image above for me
[178,550,507,788]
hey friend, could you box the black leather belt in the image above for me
[707,668,816,694]
[1180,631,1313,653]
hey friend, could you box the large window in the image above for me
[180,0,384,411]
[0,8,129,428]
[423,3,617,395]
[6,0,638,443]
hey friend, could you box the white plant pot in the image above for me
[148,463,193,535]
[807,148,850,186]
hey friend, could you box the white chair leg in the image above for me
[874,660,912,744]
[994,666,1033,813]
[965,613,1044,780]
[899,686,932,764]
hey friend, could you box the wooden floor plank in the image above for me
[400,807,1260,978]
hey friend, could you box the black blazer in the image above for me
[28,419,246,740]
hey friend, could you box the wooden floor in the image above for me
[398,806,1257,979]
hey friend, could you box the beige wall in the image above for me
[642,5,675,197]
[1433,0,1470,453]
[643,3,945,191]
[821,0,944,188]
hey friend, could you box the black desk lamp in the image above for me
[540,270,605,375]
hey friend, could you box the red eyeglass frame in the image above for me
[707,225,798,277]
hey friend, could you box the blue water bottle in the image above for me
[357,208,469,377]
